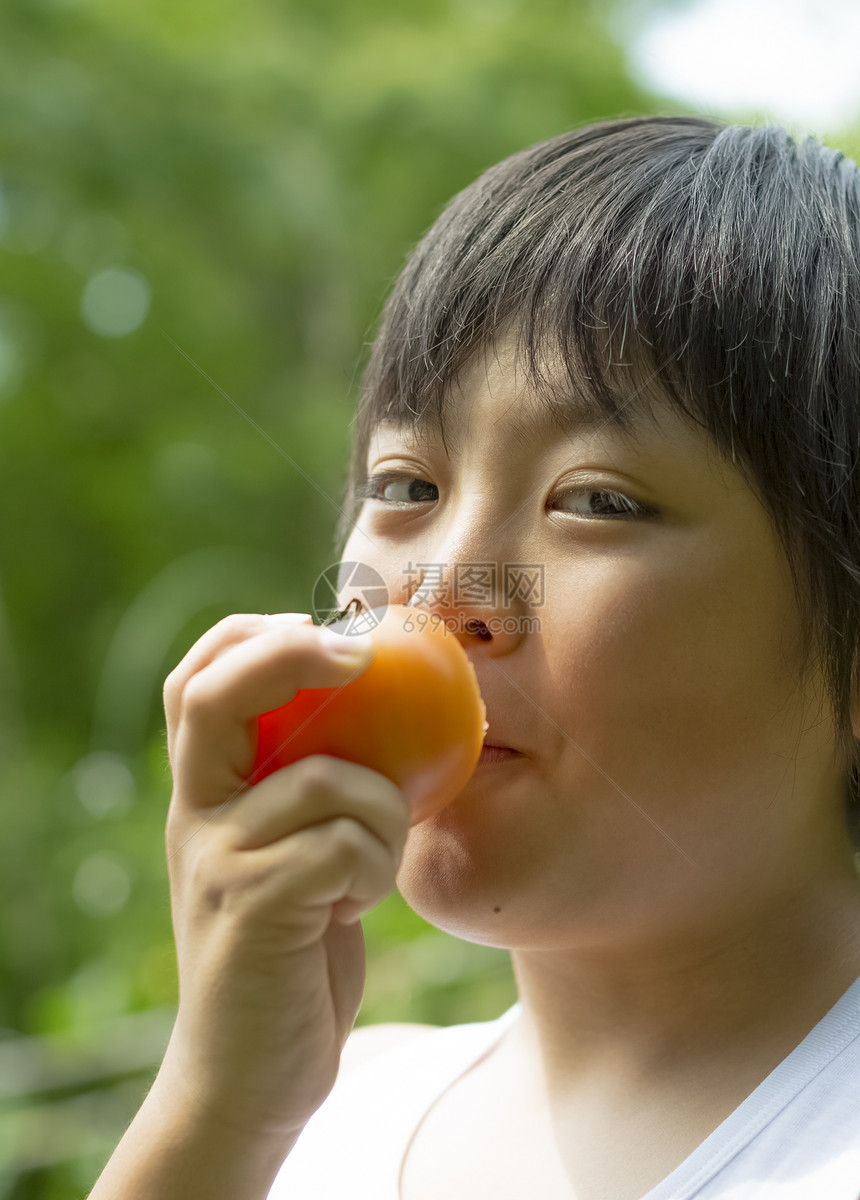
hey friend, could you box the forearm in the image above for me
[87,1059,300,1200]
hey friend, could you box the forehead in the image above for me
[372,402,621,456]
[369,367,688,461]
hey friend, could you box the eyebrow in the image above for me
[375,392,648,454]
[506,397,643,446]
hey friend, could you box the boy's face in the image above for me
[339,339,853,951]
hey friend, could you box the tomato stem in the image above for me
[320,597,365,626]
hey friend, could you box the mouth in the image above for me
[478,744,523,766]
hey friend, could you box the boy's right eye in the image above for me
[357,471,438,505]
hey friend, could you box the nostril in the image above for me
[465,618,492,641]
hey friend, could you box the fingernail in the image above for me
[318,627,375,661]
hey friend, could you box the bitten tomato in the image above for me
[250,603,488,824]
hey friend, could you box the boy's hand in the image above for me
[159,613,410,1143]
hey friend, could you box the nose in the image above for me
[398,548,540,657]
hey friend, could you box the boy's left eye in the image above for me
[358,471,655,520]
[554,487,656,519]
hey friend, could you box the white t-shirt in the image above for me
[268,975,860,1199]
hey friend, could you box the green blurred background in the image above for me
[1,1,859,1194]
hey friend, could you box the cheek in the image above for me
[550,532,808,810]
[336,529,413,609]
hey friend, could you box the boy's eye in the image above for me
[553,487,656,520]
[357,472,656,521]
[358,472,438,504]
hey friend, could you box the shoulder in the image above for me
[338,1021,438,1079]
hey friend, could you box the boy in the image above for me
[90,116,860,1199]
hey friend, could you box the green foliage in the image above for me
[0,0,689,1193]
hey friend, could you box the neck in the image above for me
[508,865,860,1095]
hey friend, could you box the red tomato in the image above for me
[250,604,487,824]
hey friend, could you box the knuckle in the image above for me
[197,866,229,916]
[164,801,182,852]
[188,831,244,912]
[294,754,343,796]
[163,666,183,712]
[179,673,217,725]
[280,829,330,885]
[327,817,366,866]
[214,612,266,639]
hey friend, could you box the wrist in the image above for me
[88,1052,302,1200]
[153,1036,306,1155]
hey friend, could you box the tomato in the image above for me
[250,604,487,824]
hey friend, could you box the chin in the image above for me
[395,820,535,949]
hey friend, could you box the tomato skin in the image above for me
[250,605,487,824]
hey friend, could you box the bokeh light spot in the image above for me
[73,852,132,917]
[81,266,151,338]
[74,751,136,817]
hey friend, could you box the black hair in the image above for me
[334,115,860,842]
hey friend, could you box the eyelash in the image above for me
[356,471,657,520]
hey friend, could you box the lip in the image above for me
[478,745,523,765]
[480,723,523,755]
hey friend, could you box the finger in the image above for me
[164,613,313,732]
[170,624,375,803]
[250,815,403,927]
[221,757,409,859]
